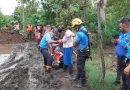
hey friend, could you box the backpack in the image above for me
[78,30,92,60]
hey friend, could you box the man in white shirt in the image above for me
[14,21,20,34]
[58,27,75,77]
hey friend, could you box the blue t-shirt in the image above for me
[116,32,126,56]
[127,44,130,59]
[116,32,130,56]
[39,32,53,49]
[75,26,88,50]
[118,32,130,48]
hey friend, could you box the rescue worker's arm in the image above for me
[52,44,59,46]
[74,33,80,47]
[48,40,58,44]
[118,39,129,48]
[73,42,78,47]
[124,63,130,75]
[70,33,76,37]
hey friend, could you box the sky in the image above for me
[0,0,17,15]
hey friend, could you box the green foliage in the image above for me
[8,0,130,42]
[86,53,119,90]
[0,12,12,28]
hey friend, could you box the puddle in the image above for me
[0,54,10,65]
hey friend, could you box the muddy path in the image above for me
[0,43,90,90]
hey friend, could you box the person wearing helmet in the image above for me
[72,18,89,88]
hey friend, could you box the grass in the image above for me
[86,53,120,90]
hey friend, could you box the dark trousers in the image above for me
[76,51,88,85]
[126,61,130,90]
[27,31,33,40]
[116,56,127,90]
[126,75,130,90]
[41,49,53,66]
[16,30,20,34]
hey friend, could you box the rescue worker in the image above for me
[39,30,61,73]
[124,43,130,90]
[72,18,89,88]
[113,16,130,90]
[122,17,130,90]
[27,22,33,40]
[112,18,126,86]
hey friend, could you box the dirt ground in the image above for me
[0,30,27,44]
[0,43,90,90]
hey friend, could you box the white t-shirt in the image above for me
[14,24,20,31]
[63,30,74,48]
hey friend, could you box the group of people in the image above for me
[27,18,89,88]
[26,17,130,89]
[112,16,130,90]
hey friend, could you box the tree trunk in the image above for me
[97,1,105,83]
[65,0,70,28]
[56,12,59,24]
[81,0,87,21]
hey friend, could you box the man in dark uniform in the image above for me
[114,16,130,90]
[72,18,89,88]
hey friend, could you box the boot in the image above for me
[68,66,73,75]
[46,66,52,73]
[63,65,68,72]
[65,66,73,79]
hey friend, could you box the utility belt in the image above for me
[39,48,48,52]
[78,47,89,53]
[77,47,92,60]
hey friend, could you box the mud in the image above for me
[0,43,61,90]
[0,30,27,44]
[0,43,90,90]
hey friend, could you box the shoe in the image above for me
[113,81,120,85]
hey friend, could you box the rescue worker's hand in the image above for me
[58,39,63,43]
[111,39,119,44]
[124,63,130,75]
